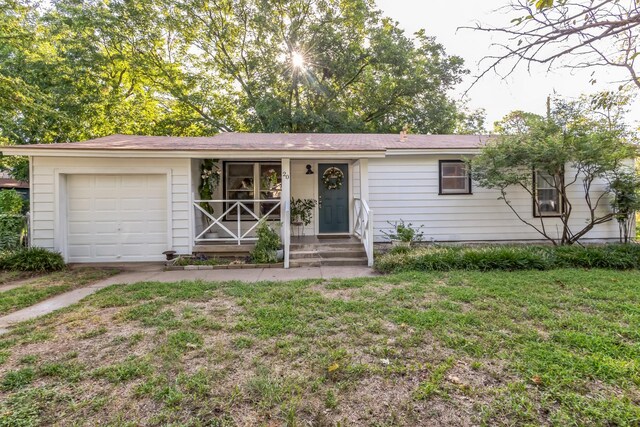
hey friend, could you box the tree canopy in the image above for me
[0,0,480,148]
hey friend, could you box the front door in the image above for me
[318,163,349,233]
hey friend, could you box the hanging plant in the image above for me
[322,167,344,190]
[199,159,221,217]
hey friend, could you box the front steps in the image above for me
[289,240,368,267]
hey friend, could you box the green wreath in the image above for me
[322,167,344,190]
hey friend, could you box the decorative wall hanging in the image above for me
[322,167,344,190]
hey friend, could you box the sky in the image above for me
[375,0,639,130]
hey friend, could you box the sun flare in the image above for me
[291,51,305,69]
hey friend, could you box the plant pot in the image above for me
[391,240,411,248]
[204,232,219,239]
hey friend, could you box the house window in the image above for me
[225,162,281,219]
[439,160,471,195]
[534,171,562,216]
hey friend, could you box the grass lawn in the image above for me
[0,270,38,286]
[0,268,119,316]
[0,269,639,426]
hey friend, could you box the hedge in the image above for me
[374,244,640,273]
[0,248,66,272]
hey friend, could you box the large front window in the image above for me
[534,171,562,216]
[225,162,281,219]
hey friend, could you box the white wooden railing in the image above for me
[354,198,374,266]
[193,199,281,245]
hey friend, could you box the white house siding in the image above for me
[352,161,361,200]
[31,156,191,257]
[290,160,318,236]
[368,155,619,243]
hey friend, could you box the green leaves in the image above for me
[532,0,555,11]
[1,0,471,150]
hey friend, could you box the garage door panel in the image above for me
[68,199,92,210]
[94,199,119,210]
[94,176,118,188]
[66,174,168,262]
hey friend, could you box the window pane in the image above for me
[442,163,466,177]
[225,162,282,219]
[226,163,255,218]
[535,171,561,214]
[441,161,469,194]
[442,177,468,191]
[536,172,556,190]
[259,164,282,217]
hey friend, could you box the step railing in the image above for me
[193,199,281,245]
[353,198,374,266]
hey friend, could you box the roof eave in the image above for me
[0,147,387,159]
[385,148,481,155]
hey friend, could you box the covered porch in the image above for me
[191,158,373,267]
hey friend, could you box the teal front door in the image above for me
[318,164,349,233]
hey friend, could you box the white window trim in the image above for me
[534,170,563,217]
[439,160,472,195]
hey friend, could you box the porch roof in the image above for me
[0,133,491,154]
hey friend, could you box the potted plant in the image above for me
[382,219,424,247]
[199,159,221,238]
[290,198,317,227]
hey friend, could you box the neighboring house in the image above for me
[0,134,622,267]
[0,171,29,200]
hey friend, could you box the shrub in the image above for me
[0,189,26,251]
[374,244,640,273]
[381,219,424,243]
[0,189,24,214]
[0,248,65,272]
[250,222,281,264]
[0,214,26,251]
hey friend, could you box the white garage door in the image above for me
[66,174,168,262]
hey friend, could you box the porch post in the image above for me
[359,159,369,202]
[281,158,291,268]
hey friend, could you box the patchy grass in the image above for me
[0,268,119,315]
[0,270,39,286]
[0,270,639,425]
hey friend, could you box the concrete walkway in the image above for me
[0,266,376,334]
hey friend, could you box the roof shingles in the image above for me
[15,133,490,151]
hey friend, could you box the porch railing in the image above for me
[193,199,281,245]
[353,198,374,266]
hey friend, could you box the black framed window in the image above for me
[224,162,281,220]
[534,171,562,217]
[439,160,471,195]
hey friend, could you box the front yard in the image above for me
[0,268,119,316]
[0,269,638,426]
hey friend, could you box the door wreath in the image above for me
[322,167,344,190]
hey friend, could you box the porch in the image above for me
[191,158,373,268]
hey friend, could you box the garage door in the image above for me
[66,174,168,262]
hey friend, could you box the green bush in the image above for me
[0,190,26,251]
[0,214,26,250]
[250,222,281,264]
[0,189,24,214]
[374,244,640,273]
[0,248,65,272]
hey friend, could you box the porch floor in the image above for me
[291,235,360,244]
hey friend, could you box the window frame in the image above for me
[532,169,564,218]
[438,160,472,195]
[223,161,282,221]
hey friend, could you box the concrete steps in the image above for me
[289,240,368,267]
